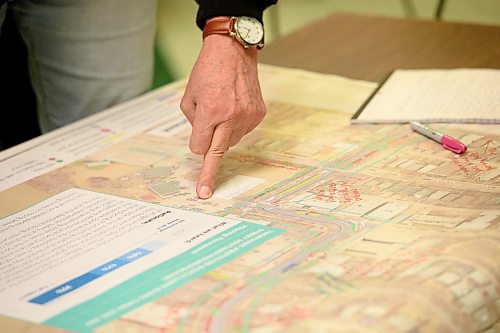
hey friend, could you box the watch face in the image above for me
[235,16,264,45]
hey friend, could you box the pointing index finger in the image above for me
[196,123,232,199]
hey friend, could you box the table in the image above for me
[261,13,500,82]
[1,13,499,333]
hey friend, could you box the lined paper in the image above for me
[352,69,500,124]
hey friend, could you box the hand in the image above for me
[181,35,266,199]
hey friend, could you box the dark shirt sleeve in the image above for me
[195,0,278,30]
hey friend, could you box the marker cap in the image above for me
[441,135,467,154]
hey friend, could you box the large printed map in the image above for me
[0,65,499,332]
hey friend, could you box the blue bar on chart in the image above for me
[29,247,152,305]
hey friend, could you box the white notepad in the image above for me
[351,68,500,124]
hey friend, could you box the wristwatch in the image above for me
[203,16,265,50]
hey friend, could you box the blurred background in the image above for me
[153,0,500,87]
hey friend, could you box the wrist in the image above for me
[202,16,265,50]
[202,34,258,60]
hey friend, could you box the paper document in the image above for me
[352,68,500,124]
[0,188,283,332]
[0,91,184,192]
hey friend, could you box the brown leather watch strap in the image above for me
[202,17,234,40]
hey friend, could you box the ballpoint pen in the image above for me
[410,121,467,154]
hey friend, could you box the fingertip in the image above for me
[197,185,213,199]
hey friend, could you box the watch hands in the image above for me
[241,27,250,38]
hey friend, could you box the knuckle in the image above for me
[215,105,237,122]
[179,98,190,113]
[207,145,227,157]
[246,102,266,123]
[226,107,238,120]
[257,104,266,118]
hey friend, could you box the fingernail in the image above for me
[198,186,212,199]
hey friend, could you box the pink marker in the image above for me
[410,121,467,154]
